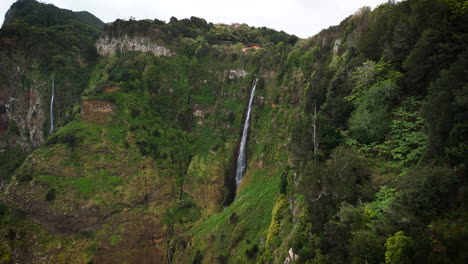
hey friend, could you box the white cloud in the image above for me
[0,0,387,38]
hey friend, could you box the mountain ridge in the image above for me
[2,0,104,29]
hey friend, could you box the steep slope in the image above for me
[0,0,103,186]
[0,12,292,262]
[0,0,467,263]
[175,1,468,263]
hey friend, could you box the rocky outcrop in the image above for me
[226,69,247,79]
[96,35,173,56]
[333,38,342,53]
[192,104,209,125]
[284,248,300,264]
[0,57,47,151]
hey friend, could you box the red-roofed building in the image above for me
[242,45,261,52]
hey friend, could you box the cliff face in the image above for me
[0,55,47,151]
[96,35,173,56]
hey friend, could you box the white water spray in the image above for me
[49,78,55,134]
[235,78,257,186]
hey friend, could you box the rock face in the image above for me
[226,69,247,80]
[192,104,208,125]
[96,35,173,56]
[333,38,342,53]
[0,57,47,151]
[284,248,299,264]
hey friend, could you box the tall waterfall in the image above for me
[235,78,257,186]
[49,78,55,134]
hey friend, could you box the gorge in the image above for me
[0,0,466,264]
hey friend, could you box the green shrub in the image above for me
[245,244,259,259]
[192,250,203,264]
[394,166,458,220]
[109,234,122,246]
[349,80,400,143]
[17,173,32,183]
[385,231,413,264]
[45,188,56,202]
[0,147,25,183]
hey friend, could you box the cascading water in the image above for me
[235,78,257,186]
[49,78,55,134]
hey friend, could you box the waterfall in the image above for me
[49,78,55,134]
[235,78,257,186]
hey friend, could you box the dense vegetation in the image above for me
[0,0,467,263]
[278,1,468,263]
[105,16,298,46]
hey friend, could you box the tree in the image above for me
[349,80,399,143]
[393,166,458,220]
[424,51,468,165]
[443,0,468,17]
[311,101,320,157]
[385,231,413,264]
[142,64,160,93]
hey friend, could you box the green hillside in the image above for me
[0,0,467,263]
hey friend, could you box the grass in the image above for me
[109,234,122,246]
[73,170,122,197]
[186,167,281,263]
[36,169,122,199]
[192,86,217,107]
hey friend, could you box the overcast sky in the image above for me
[0,0,388,38]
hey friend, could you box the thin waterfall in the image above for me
[235,78,257,186]
[49,78,55,134]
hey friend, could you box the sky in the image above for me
[0,0,389,38]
